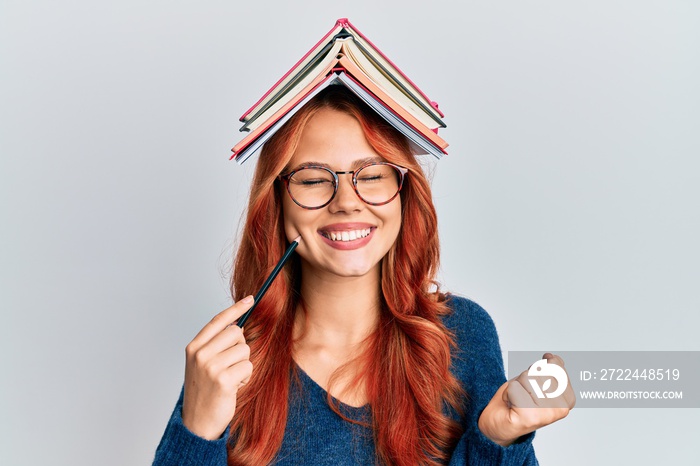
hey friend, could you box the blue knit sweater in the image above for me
[153,296,538,465]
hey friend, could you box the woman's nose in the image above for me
[328,174,363,213]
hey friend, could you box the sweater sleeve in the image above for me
[445,296,538,466]
[152,387,230,466]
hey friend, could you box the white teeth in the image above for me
[323,228,372,242]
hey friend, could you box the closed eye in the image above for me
[357,175,385,183]
[293,179,333,186]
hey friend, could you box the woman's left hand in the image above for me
[478,353,576,446]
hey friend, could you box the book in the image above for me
[231,18,448,164]
[233,71,446,164]
[240,19,445,132]
[241,37,444,135]
[231,49,448,162]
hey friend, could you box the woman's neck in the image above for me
[291,262,382,407]
[294,262,381,348]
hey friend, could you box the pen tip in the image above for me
[293,235,302,243]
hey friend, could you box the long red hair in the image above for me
[229,86,464,465]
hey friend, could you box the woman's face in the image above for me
[281,107,402,280]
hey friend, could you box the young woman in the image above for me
[153,86,574,466]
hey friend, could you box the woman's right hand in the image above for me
[181,295,255,440]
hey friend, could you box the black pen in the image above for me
[236,235,301,327]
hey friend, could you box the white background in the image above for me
[1,1,698,465]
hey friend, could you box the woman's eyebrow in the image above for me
[288,156,385,172]
[350,156,384,169]
[296,161,331,169]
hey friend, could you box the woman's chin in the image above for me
[316,260,380,280]
[298,250,383,281]
[324,263,374,278]
[334,268,374,278]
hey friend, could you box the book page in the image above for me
[241,24,343,123]
[341,39,443,130]
[346,25,445,124]
[244,40,344,131]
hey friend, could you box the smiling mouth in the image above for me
[319,228,373,242]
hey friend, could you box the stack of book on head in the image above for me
[231,18,448,164]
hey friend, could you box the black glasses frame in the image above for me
[278,162,409,210]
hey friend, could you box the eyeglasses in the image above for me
[278,162,409,210]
